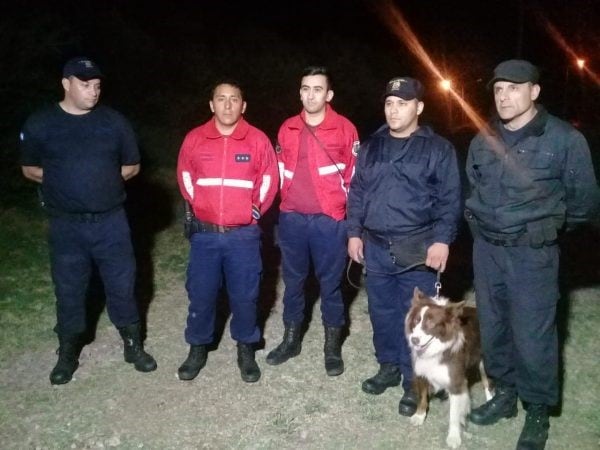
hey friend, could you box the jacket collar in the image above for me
[204,117,250,140]
[288,104,339,130]
[490,105,548,139]
[372,124,434,139]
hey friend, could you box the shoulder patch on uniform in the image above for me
[352,140,360,156]
[275,141,282,154]
[235,153,251,162]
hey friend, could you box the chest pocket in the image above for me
[514,147,558,180]
[471,147,498,181]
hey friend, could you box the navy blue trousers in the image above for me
[278,212,347,328]
[48,209,139,336]
[473,238,560,406]
[364,240,437,390]
[185,225,262,345]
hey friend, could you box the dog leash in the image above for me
[346,259,440,291]
[434,270,442,300]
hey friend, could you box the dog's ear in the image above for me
[447,300,465,318]
[412,287,427,305]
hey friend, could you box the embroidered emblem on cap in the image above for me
[390,79,403,90]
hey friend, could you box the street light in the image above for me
[440,79,452,91]
[439,78,453,128]
[576,58,585,70]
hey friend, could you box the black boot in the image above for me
[49,334,82,385]
[516,404,549,450]
[266,322,302,365]
[469,383,518,425]
[237,343,261,383]
[117,322,157,372]
[178,345,208,380]
[324,326,344,376]
[361,363,402,395]
[398,388,419,416]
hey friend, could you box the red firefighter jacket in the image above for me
[277,105,359,221]
[177,117,278,226]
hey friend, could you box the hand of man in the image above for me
[426,242,449,272]
[348,237,364,264]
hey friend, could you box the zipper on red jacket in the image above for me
[220,137,228,224]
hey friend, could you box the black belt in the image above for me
[465,210,558,248]
[480,232,556,247]
[195,219,239,233]
[46,206,122,222]
[480,233,528,246]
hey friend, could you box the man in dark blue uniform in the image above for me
[347,77,461,416]
[20,57,157,385]
[465,60,599,450]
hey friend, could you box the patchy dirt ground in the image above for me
[2,258,599,449]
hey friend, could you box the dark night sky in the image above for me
[1,0,598,171]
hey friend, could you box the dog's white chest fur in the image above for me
[414,355,450,392]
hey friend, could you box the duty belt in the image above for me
[46,205,122,222]
[480,232,557,247]
[480,232,530,247]
[194,219,239,233]
[465,209,558,248]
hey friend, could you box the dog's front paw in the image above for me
[410,412,426,426]
[484,387,494,402]
[446,432,461,448]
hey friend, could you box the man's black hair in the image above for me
[302,66,332,90]
[211,79,244,100]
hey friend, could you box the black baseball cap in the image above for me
[62,57,104,81]
[487,59,539,89]
[383,77,424,101]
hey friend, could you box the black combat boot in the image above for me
[469,383,518,425]
[49,334,82,385]
[266,322,302,365]
[237,343,261,383]
[117,322,157,372]
[398,388,419,416]
[361,363,402,395]
[178,345,208,380]
[324,326,344,376]
[516,403,549,450]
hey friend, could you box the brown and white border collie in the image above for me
[405,287,492,448]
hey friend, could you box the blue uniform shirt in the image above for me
[347,124,462,245]
[20,104,140,213]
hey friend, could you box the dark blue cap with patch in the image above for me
[383,77,424,101]
[62,57,104,81]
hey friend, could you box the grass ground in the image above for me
[1,172,599,449]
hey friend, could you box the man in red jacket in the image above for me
[176,80,278,383]
[267,66,359,376]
